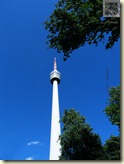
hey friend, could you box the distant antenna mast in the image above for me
[106,65,109,94]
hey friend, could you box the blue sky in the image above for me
[0,0,120,160]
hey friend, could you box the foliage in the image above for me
[44,0,120,60]
[59,109,103,160]
[104,86,120,130]
[103,136,120,160]
[103,86,120,160]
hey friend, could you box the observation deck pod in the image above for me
[50,70,61,84]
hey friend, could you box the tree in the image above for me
[103,86,120,160]
[44,0,120,60]
[59,109,103,160]
[104,86,120,130]
[103,136,120,160]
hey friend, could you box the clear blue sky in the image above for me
[0,0,120,160]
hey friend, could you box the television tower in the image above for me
[49,58,61,160]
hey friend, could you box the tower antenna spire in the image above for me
[54,58,57,70]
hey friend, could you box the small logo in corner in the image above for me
[103,0,120,17]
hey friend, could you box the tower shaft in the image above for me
[50,80,61,160]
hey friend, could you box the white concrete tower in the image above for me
[49,58,61,160]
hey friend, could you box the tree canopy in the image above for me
[45,0,120,60]
[103,86,120,160]
[59,86,120,160]
[103,136,120,160]
[59,109,103,160]
[104,86,120,130]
